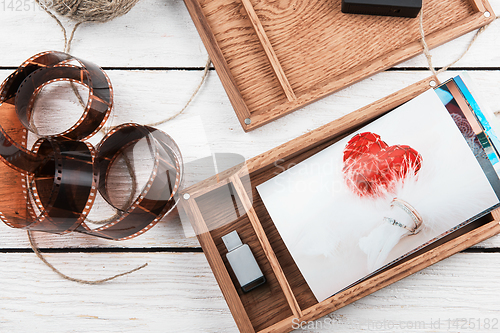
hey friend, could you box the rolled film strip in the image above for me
[77,123,183,240]
[0,51,183,240]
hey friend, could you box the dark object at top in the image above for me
[341,0,422,18]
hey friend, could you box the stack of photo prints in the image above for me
[257,74,500,302]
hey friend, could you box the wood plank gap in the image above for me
[240,0,297,102]
[230,175,303,318]
[386,67,500,71]
[0,247,203,253]
[182,198,255,332]
[100,67,215,71]
[461,247,500,252]
[3,246,500,253]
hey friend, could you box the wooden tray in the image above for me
[183,0,495,131]
[179,75,500,333]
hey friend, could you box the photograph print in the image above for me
[257,87,500,302]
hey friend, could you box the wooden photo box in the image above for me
[184,0,495,131]
[179,76,500,333]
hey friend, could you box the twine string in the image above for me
[30,0,494,284]
[35,0,212,125]
[30,0,211,284]
[146,56,212,127]
[51,0,141,23]
[28,230,147,284]
[419,3,499,82]
[418,2,437,77]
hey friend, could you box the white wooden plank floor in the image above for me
[1,0,500,332]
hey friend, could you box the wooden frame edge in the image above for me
[242,9,494,131]
[231,175,303,318]
[244,76,438,174]
[240,0,297,102]
[180,76,437,201]
[180,72,500,332]
[259,216,500,333]
[470,0,486,12]
[180,198,256,333]
[182,0,252,129]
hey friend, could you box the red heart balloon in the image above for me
[343,132,422,197]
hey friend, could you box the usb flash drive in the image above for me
[222,230,266,293]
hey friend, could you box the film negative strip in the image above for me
[0,51,183,240]
[77,123,183,240]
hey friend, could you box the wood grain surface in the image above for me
[188,0,495,130]
[1,0,500,331]
[182,75,500,332]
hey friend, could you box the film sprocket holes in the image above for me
[0,51,183,240]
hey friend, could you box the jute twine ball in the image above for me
[51,0,140,22]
